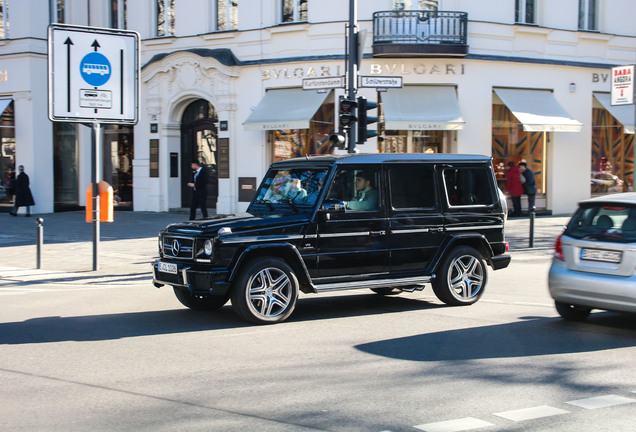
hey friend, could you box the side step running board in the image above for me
[313,276,433,293]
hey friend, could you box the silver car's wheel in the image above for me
[555,301,591,321]
[231,258,299,324]
[432,246,487,306]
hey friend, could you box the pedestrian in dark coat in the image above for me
[519,161,537,213]
[506,161,523,217]
[187,160,209,220]
[10,165,35,217]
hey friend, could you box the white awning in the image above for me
[0,98,13,115]
[493,88,582,132]
[382,86,464,130]
[243,89,332,131]
[594,92,635,134]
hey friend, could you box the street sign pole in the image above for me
[347,0,358,153]
[91,122,101,271]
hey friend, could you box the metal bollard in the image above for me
[36,217,43,269]
[529,206,535,248]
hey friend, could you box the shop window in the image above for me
[111,0,127,29]
[515,0,536,24]
[591,107,634,194]
[156,0,175,36]
[103,125,134,208]
[53,122,79,209]
[281,0,307,23]
[0,100,15,209]
[380,130,444,153]
[492,103,545,195]
[216,0,238,31]
[578,0,598,31]
[50,0,65,24]
[269,101,334,162]
[0,0,9,38]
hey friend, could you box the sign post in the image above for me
[48,24,139,270]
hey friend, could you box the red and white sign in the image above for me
[611,65,634,106]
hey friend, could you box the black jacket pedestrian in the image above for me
[14,171,35,207]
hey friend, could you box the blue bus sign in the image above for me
[80,52,112,87]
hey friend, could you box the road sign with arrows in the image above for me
[48,24,139,124]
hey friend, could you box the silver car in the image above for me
[548,192,636,321]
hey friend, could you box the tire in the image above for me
[371,287,403,296]
[432,246,487,306]
[173,287,229,311]
[555,301,591,321]
[230,257,299,324]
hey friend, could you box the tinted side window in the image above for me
[327,166,381,212]
[443,167,495,206]
[389,165,436,209]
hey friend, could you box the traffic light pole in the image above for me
[347,0,358,153]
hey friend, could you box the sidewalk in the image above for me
[0,210,569,286]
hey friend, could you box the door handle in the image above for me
[370,230,386,237]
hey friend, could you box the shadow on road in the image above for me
[355,312,636,362]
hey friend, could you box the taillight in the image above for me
[505,242,509,252]
[554,234,565,261]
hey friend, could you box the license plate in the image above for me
[580,248,622,263]
[158,261,178,274]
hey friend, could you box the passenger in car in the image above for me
[346,171,378,211]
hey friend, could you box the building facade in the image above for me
[0,0,634,215]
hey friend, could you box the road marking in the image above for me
[414,417,493,432]
[493,405,569,421]
[566,394,636,409]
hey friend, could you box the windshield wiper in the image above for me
[280,199,299,213]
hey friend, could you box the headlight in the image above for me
[158,235,163,252]
[204,239,213,255]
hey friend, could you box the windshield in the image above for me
[250,168,329,213]
[565,204,636,243]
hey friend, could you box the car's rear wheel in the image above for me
[371,287,402,295]
[432,246,487,306]
[555,301,591,321]
[173,287,229,311]
[231,257,299,324]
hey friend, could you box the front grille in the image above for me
[162,235,195,259]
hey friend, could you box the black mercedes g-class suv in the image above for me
[153,154,510,324]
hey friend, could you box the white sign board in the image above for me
[611,65,634,106]
[48,24,139,123]
[302,76,345,91]
[359,76,403,88]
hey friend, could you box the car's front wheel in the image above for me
[555,301,591,321]
[173,287,229,311]
[432,246,487,306]
[231,257,299,324]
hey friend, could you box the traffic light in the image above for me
[339,97,358,129]
[356,96,378,144]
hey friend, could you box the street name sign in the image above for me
[359,76,403,88]
[48,24,139,123]
[302,76,345,90]
[611,65,634,106]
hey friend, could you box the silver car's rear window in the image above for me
[565,204,636,243]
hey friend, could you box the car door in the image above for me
[316,165,389,278]
[387,163,444,274]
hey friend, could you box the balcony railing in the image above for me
[372,10,468,57]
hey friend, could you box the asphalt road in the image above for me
[2,212,635,431]
[2,219,636,431]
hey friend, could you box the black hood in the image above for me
[163,212,311,236]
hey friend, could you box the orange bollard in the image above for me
[86,181,114,223]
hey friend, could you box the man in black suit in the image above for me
[187,160,209,220]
